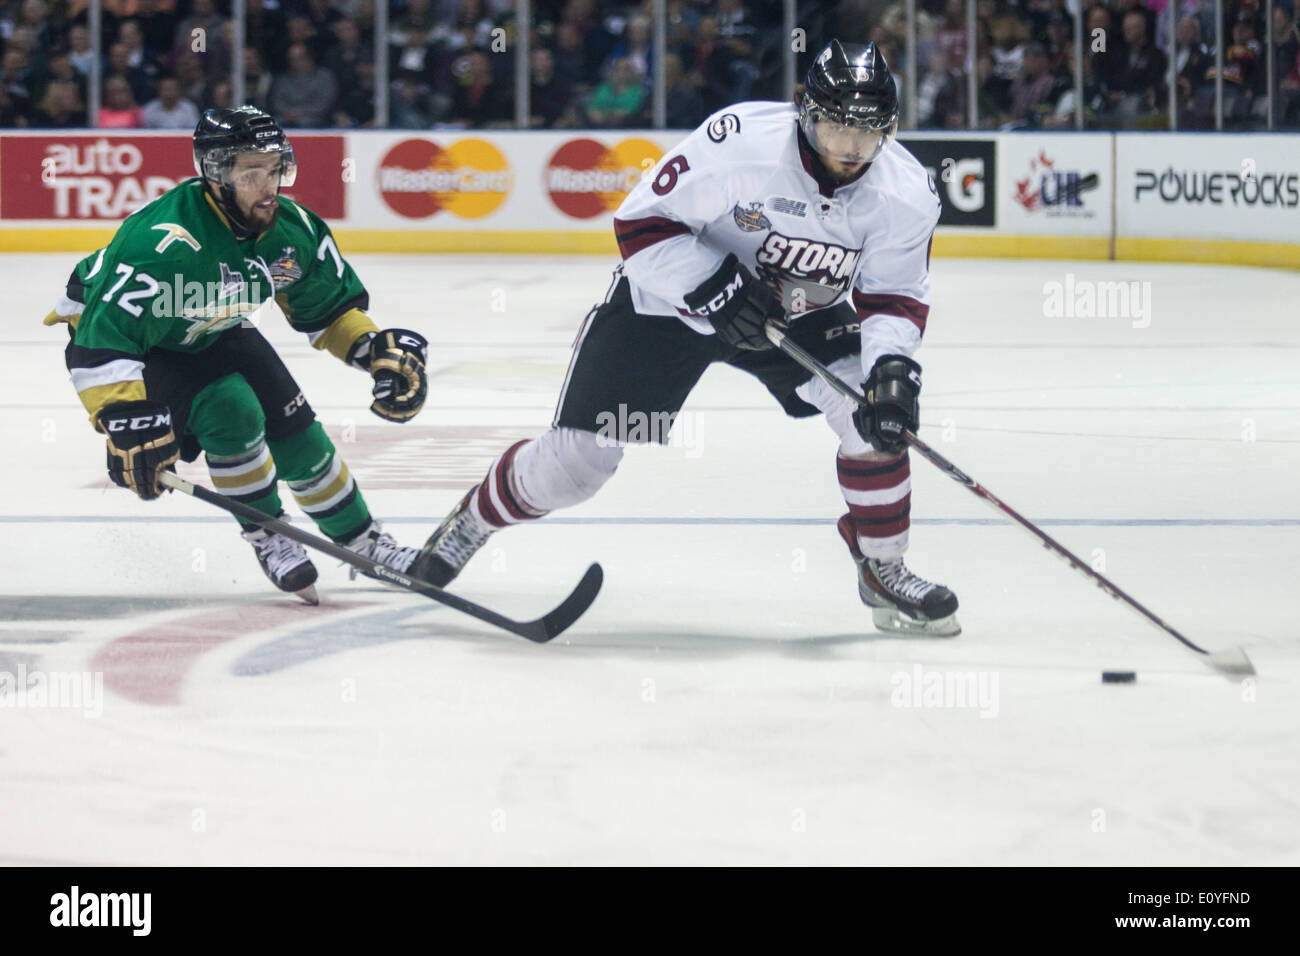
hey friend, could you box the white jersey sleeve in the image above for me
[849,149,941,375]
[612,115,746,319]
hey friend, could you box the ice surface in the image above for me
[1,253,1297,865]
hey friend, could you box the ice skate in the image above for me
[837,514,960,636]
[343,520,420,583]
[410,487,495,587]
[242,523,319,605]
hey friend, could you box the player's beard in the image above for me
[242,195,279,233]
[823,157,868,182]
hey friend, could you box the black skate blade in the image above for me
[521,563,604,643]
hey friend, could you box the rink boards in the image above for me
[0,129,1295,268]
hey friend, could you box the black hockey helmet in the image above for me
[193,106,296,235]
[799,41,899,165]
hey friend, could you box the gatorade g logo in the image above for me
[377,138,511,219]
[546,138,664,219]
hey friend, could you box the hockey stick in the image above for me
[763,322,1255,679]
[158,472,602,643]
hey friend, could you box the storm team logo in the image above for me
[754,232,860,313]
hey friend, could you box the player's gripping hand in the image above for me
[683,253,786,351]
[853,354,922,455]
[368,328,428,422]
[99,400,180,501]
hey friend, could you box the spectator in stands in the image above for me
[33,78,84,126]
[172,0,223,64]
[68,24,95,76]
[451,0,498,51]
[450,47,511,127]
[585,56,644,127]
[1,47,34,125]
[987,13,1029,115]
[302,0,343,59]
[1042,10,1072,76]
[1175,14,1211,123]
[0,85,30,127]
[134,0,178,66]
[1007,41,1058,126]
[117,19,163,89]
[29,47,86,106]
[690,14,742,114]
[285,15,328,67]
[98,75,144,128]
[242,46,273,111]
[1278,4,1300,125]
[1196,11,1261,126]
[917,48,963,128]
[1104,8,1167,125]
[324,16,368,92]
[271,42,337,127]
[529,46,571,128]
[17,0,52,58]
[934,0,969,78]
[552,20,589,99]
[334,58,375,127]
[608,13,654,88]
[105,41,155,106]
[173,51,207,105]
[143,74,199,127]
[1086,4,1121,94]
[207,77,232,111]
[665,0,700,54]
[248,0,290,75]
[390,69,436,128]
[663,51,704,129]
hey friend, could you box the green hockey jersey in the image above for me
[53,178,377,423]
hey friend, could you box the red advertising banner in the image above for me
[0,134,345,221]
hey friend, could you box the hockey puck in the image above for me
[1101,671,1137,684]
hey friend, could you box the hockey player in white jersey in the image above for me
[414,40,960,636]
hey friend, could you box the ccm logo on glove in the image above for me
[104,411,172,432]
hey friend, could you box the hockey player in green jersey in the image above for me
[45,106,429,603]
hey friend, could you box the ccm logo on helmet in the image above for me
[105,412,172,431]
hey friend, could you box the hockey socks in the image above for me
[836,450,910,561]
[271,422,372,543]
[471,439,547,529]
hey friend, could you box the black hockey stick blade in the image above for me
[762,322,1256,680]
[533,562,604,641]
[159,472,602,642]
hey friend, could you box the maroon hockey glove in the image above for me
[853,354,922,454]
[368,328,428,422]
[99,400,180,501]
[683,253,787,351]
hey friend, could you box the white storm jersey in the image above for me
[613,101,942,367]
